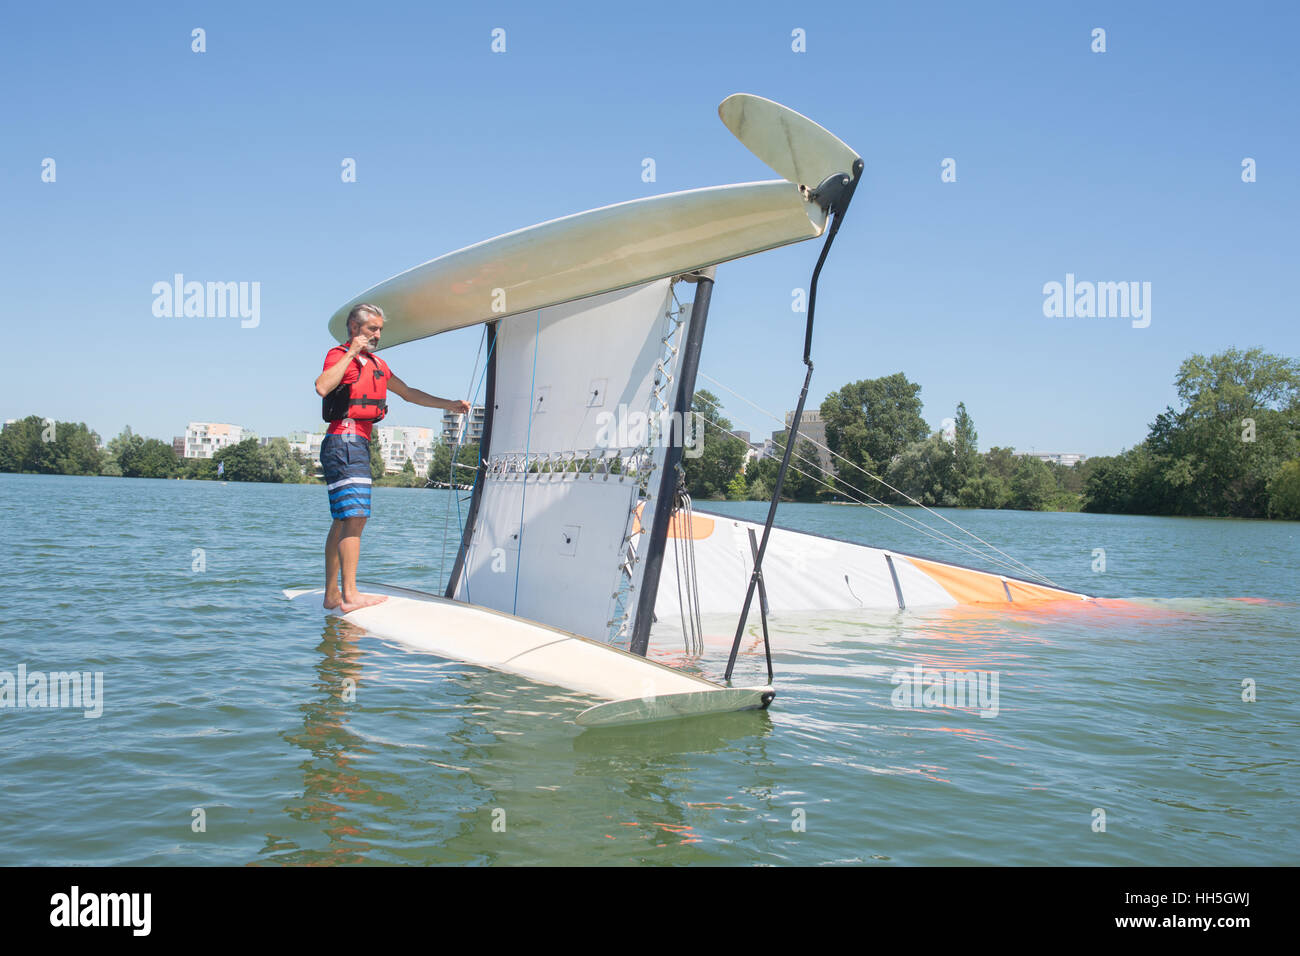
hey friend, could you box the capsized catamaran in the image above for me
[285,93,1091,727]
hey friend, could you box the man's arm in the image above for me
[315,338,366,396]
[389,372,471,414]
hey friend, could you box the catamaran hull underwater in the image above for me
[282,584,773,727]
[656,509,1089,619]
[293,93,1091,728]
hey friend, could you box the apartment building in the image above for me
[178,422,253,459]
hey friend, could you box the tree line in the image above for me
[6,347,1296,518]
[0,421,316,483]
[682,348,1299,520]
[0,417,484,488]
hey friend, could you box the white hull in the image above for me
[283,583,773,727]
[654,509,1089,618]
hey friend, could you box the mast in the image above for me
[445,321,498,599]
[628,268,715,657]
[724,162,863,681]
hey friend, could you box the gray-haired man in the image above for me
[314,303,471,612]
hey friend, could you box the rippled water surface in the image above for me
[1,474,1296,865]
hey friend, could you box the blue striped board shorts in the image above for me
[320,433,372,519]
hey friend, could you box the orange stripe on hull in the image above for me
[905,556,1084,606]
[1006,578,1086,604]
[629,501,714,539]
[668,512,714,539]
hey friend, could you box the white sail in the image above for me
[447,278,693,644]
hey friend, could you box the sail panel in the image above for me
[450,278,692,644]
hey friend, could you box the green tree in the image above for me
[1267,460,1300,519]
[108,428,145,477]
[683,390,746,499]
[739,435,825,502]
[744,453,778,497]
[951,402,982,486]
[821,374,928,477]
[957,473,1010,509]
[885,433,958,506]
[1083,349,1300,517]
[53,422,104,475]
[430,440,481,486]
[215,438,269,482]
[1084,447,1152,514]
[0,417,34,471]
[28,419,60,473]
[370,440,386,480]
[0,416,102,474]
[377,456,424,489]
[1144,348,1300,517]
[725,472,748,500]
[1009,456,1057,510]
[784,438,828,501]
[178,456,218,480]
[429,440,452,481]
[1053,458,1089,496]
[261,437,302,483]
[101,427,177,478]
[130,439,178,478]
[290,446,314,483]
[982,446,1019,484]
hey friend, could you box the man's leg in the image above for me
[337,515,385,612]
[324,519,344,609]
[321,434,387,612]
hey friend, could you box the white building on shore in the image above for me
[1019,451,1088,467]
[375,425,438,476]
[178,422,254,459]
[285,429,327,469]
[767,410,833,473]
[442,405,486,445]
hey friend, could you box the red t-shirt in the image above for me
[322,346,380,440]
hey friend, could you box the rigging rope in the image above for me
[441,325,488,584]
[689,400,1059,586]
[445,326,497,601]
[695,372,1059,587]
[670,489,704,656]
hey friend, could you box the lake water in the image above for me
[1,473,1296,865]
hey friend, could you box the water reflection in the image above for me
[270,616,377,864]
[262,609,788,864]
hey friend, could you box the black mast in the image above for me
[724,161,864,682]
[629,268,715,657]
[445,321,498,599]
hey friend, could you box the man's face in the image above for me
[354,315,384,350]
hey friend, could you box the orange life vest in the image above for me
[322,350,391,423]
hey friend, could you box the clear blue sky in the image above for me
[3,1,1296,456]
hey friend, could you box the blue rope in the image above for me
[512,309,541,615]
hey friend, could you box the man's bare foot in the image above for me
[339,593,389,613]
[323,592,342,610]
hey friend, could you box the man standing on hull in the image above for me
[315,303,471,612]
